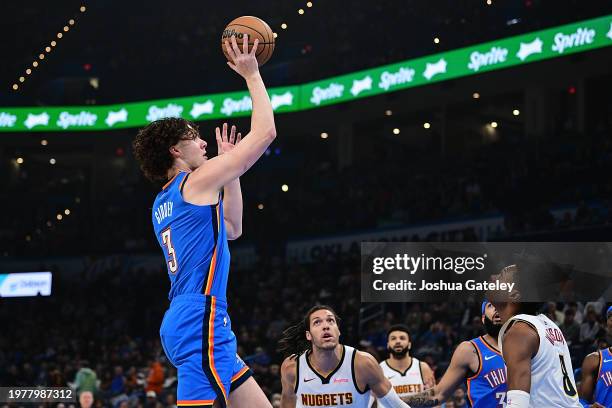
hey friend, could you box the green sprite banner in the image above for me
[1,15,611,132]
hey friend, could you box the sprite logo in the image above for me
[468,46,508,71]
[221,96,252,116]
[270,92,294,110]
[0,112,17,127]
[24,112,50,129]
[310,83,344,106]
[552,27,596,54]
[57,111,97,129]
[378,67,415,91]
[146,104,183,122]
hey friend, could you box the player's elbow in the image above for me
[226,223,242,240]
[265,126,277,143]
[227,227,242,240]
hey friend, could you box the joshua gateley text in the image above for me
[372,279,515,292]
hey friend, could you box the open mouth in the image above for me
[322,333,333,340]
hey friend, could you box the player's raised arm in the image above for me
[357,352,412,408]
[502,322,539,408]
[280,356,298,408]
[404,341,473,406]
[189,34,276,194]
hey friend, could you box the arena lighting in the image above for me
[281,184,289,192]
[320,132,328,139]
[14,10,80,91]
[424,122,431,129]
[434,37,440,44]
[64,209,71,215]
[393,128,400,135]
[46,221,52,227]
[49,158,56,165]
[41,139,48,146]
[473,92,480,99]
[513,109,520,116]
[307,1,313,7]
[16,157,24,164]
[273,32,278,39]
[298,9,304,15]
[491,121,498,128]
[385,110,393,116]
[56,214,63,221]
[257,203,264,210]
[12,84,18,90]
[80,6,86,12]
[486,0,492,4]
[281,23,287,29]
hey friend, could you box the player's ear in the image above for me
[169,145,181,159]
[305,331,312,341]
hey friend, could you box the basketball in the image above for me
[221,16,275,66]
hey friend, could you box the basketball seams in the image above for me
[221,17,275,65]
[222,24,271,58]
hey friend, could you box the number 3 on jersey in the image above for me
[161,228,178,273]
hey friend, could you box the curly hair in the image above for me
[132,118,199,183]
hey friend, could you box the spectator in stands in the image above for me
[580,307,602,346]
[79,391,94,408]
[544,302,564,325]
[110,366,125,396]
[559,309,580,346]
[145,359,164,395]
[73,362,98,396]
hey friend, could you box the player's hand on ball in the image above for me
[224,34,259,80]
[215,122,242,155]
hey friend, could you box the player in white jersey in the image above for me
[370,325,435,407]
[279,305,413,408]
[491,264,581,408]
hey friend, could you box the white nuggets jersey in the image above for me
[380,358,425,396]
[499,314,581,408]
[369,358,425,406]
[296,345,370,407]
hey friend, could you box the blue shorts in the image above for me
[160,294,253,408]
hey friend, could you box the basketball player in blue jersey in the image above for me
[404,301,507,407]
[577,306,612,408]
[133,34,276,408]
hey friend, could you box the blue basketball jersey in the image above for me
[595,347,612,406]
[466,336,507,408]
[152,172,231,301]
